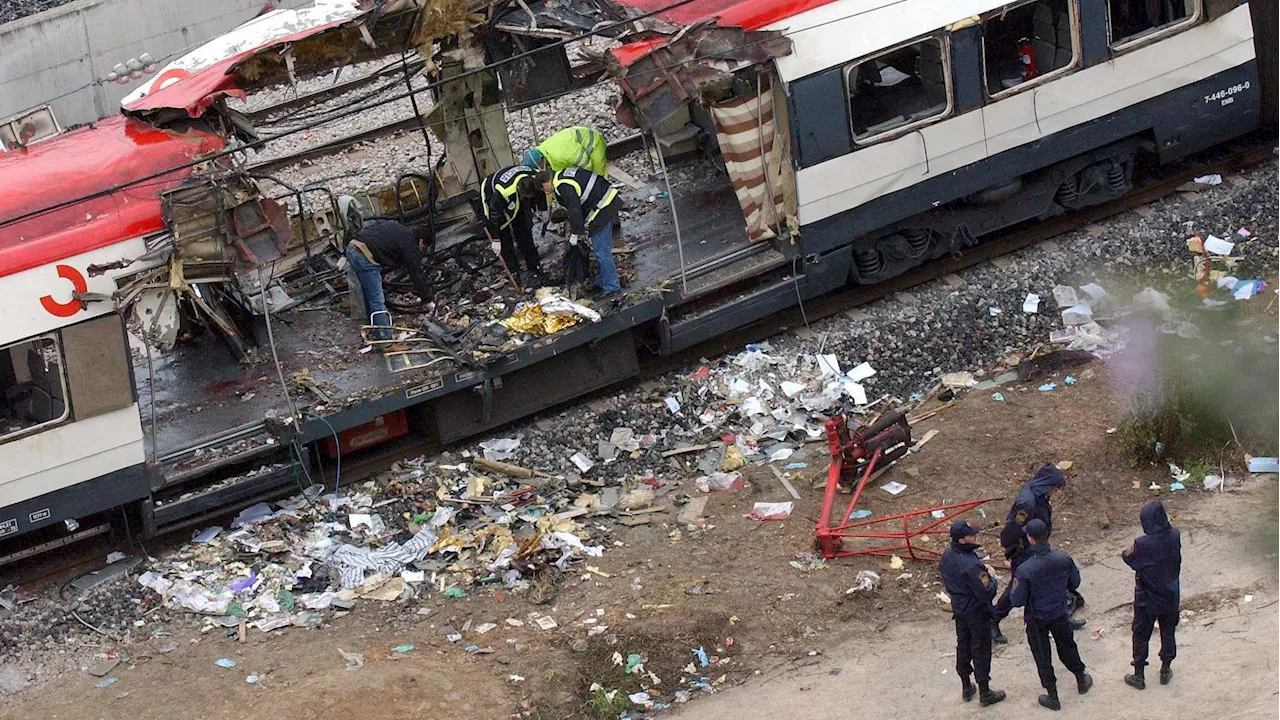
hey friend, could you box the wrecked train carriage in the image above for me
[0,0,1266,551]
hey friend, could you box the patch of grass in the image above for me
[1115,377,1234,467]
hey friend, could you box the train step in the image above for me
[675,247,790,302]
[660,272,806,354]
[142,461,309,539]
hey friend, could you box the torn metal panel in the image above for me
[121,0,423,120]
[608,23,792,130]
[162,175,292,280]
[490,0,630,38]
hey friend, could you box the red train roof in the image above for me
[0,115,224,279]
[611,0,839,65]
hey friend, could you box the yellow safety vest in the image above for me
[553,171,617,226]
[482,166,533,230]
[538,127,605,174]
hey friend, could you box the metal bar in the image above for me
[840,446,880,524]
[655,143,688,295]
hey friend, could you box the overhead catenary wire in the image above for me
[5,0,883,230]
[0,0,705,231]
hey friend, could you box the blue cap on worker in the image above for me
[949,519,980,541]
[1025,518,1049,541]
[521,148,544,169]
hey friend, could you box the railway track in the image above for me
[3,135,1271,590]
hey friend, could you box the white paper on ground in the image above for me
[748,501,794,520]
[816,354,841,377]
[780,381,806,397]
[1023,293,1040,314]
[880,481,908,495]
[1203,235,1234,256]
[846,362,876,382]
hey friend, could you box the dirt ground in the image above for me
[4,353,1277,719]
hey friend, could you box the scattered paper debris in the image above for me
[880,481,908,496]
[748,502,794,521]
[1023,293,1041,314]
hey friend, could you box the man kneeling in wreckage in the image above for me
[339,196,434,340]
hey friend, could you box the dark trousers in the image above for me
[955,613,993,684]
[499,211,540,274]
[1132,608,1178,668]
[1026,615,1086,689]
[992,559,1022,622]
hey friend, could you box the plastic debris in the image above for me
[534,616,558,630]
[444,587,465,599]
[880,481,907,496]
[1248,457,1279,474]
[1038,383,1057,392]
[215,658,237,668]
[1061,304,1093,326]
[339,649,364,670]
[1023,293,1041,314]
[479,438,521,461]
[696,471,745,493]
[95,677,118,689]
[191,526,223,543]
[1194,174,1222,185]
[748,502,793,521]
[393,644,415,654]
[693,647,709,667]
[245,674,260,684]
[845,570,880,595]
[1064,376,1076,385]
[991,392,1004,402]
[849,509,873,520]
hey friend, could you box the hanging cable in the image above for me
[0,0,707,231]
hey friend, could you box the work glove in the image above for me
[490,238,502,255]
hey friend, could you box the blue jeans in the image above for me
[589,222,620,293]
[345,244,391,338]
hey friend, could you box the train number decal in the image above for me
[39,264,87,317]
[1204,82,1250,107]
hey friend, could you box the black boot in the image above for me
[1076,671,1093,694]
[1068,616,1086,630]
[1159,663,1173,685]
[1125,669,1146,690]
[962,678,976,702]
[991,621,1008,645]
[1038,685,1060,711]
[978,682,1007,707]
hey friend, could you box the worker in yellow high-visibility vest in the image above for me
[538,168,621,299]
[521,126,607,178]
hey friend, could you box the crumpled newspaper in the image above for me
[500,295,602,336]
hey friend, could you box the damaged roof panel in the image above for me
[0,116,224,278]
[120,0,421,119]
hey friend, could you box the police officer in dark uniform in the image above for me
[991,464,1084,642]
[939,520,1007,707]
[1122,500,1181,689]
[481,165,547,288]
[1010,518,1093,711]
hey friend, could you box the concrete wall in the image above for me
[0,0,310,127]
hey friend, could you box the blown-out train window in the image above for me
[0,334,69,443]
[1108,0,1200,49]
[845,37,952,144]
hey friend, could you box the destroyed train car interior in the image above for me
[0,0,1265,554]
[0,116,226,545]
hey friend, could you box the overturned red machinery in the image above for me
[815,411,999,561]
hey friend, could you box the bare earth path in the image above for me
[679,484,1279,720]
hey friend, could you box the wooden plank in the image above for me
[662,444,710,458]
[769,465,802,501]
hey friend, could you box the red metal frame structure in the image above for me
[815,411,1000,561]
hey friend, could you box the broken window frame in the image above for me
[843,34,955,147]
[0,333,71,445]
[980,0,1081,101]
[1106,0,1202,53]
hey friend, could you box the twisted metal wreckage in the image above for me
[80,0,798,372]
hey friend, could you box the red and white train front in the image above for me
[0,115,222,544]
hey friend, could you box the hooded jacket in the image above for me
[999,464,1064,564]
[940,540,998,618]
[1122,501,1181,614]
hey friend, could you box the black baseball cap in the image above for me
[950,520,981,541]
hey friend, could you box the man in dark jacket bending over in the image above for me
[939,520,1007,707]
[1122,500,1181,689]
[992,464,1084,642]
[339,195,433,339]
[1010,518,1093,711]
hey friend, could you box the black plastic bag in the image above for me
[561,241,592,292]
